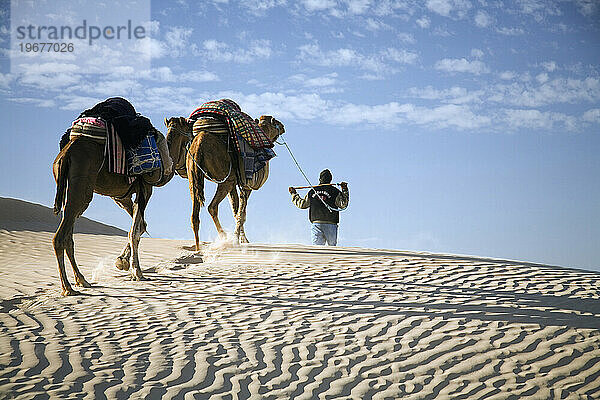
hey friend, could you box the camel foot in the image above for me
[218,232,228,242]
[75,277,92,288]
[61,287,81,296]
[131,272,149,281]
[240,236,249,244]
[115,257,130,271]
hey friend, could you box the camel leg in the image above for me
[191,196,201,252]
[228,186,240,220]
[53,177,94,295]
[235,188,252,244]
[129,185,152,281]
[113,197,134,271]
[53,215,79,296]
[66,243,91,289]
[208,183,232,240]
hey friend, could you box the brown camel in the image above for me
[165,115,285,250]
[52,128,183,296]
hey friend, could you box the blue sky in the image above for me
[1,0,599,270]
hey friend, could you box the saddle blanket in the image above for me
[192,116,275,181]
[69,117,160,178]
[69,117,126,176]
[70,117,107,140]
[126,134,162,176]
[189,99,274,150]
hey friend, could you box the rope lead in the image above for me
[277,137,345,213]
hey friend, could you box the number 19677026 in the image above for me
[19,42,74,52]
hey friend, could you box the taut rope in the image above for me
[276,136,346,213]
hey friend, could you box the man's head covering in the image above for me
[319,169,332,184]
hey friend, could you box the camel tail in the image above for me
[192,168,205,207]
[190,163,206,208]
[53,143,71,215]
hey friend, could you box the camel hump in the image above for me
[79,97,153,150]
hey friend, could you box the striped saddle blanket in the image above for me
[70,117,161,177]
[70,117,107,140]
[192,116,275,182]
[189,99,274,150]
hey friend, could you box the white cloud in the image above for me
[71,79,142,97]
[17,63,82,90]
[426,0,453,16]
[165,27,195,57]
[385,48,419,64]
[240,0,287,15]
[365,18,392,31]
[426,0,472,18]
[471,48,484,59]
[132,37,168,59]
[435,58,489,74]
[397,32,416,43]
[290,72,339,88]
[541,61,558,72]
[499,71,517,80]
[516,0,562,22]
[300,0,337,12]
[536,72,549,84]
[135,26,197,58]
[19,62,80,75]
[100,66,220,84]
[502,109,577,131]
[408,85,484,104]
[575,0,599,16]
[416,16,431,28]
[227,91,490,130]
[180,70,220,82]
[146,20,161,36]
[298,43,405,76]
[406,103,490,129]
[0,25,8,44]
[474,10,492,27]
[57,95,107,111]
[496,27,525,35]
[203,39,272,63]
[583,108,600,123]
[491,77,600,107]
[300,44,371,69]
[8,97,56,108]
[0,73,13,89]
[346,0,372,14]
[228,91,333,121]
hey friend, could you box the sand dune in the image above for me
[1,230,599,399]
[0,197,127,236]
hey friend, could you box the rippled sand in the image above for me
[1,230,599,399]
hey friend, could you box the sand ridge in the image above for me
[1,230,600,399]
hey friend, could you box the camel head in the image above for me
[257,116,285,143]
[165,117,194,178]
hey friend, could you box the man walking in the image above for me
[289,169,349,246]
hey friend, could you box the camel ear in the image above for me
[164,117,169,126]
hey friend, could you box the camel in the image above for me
[165,115,285,250]
[52,122,183,296]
